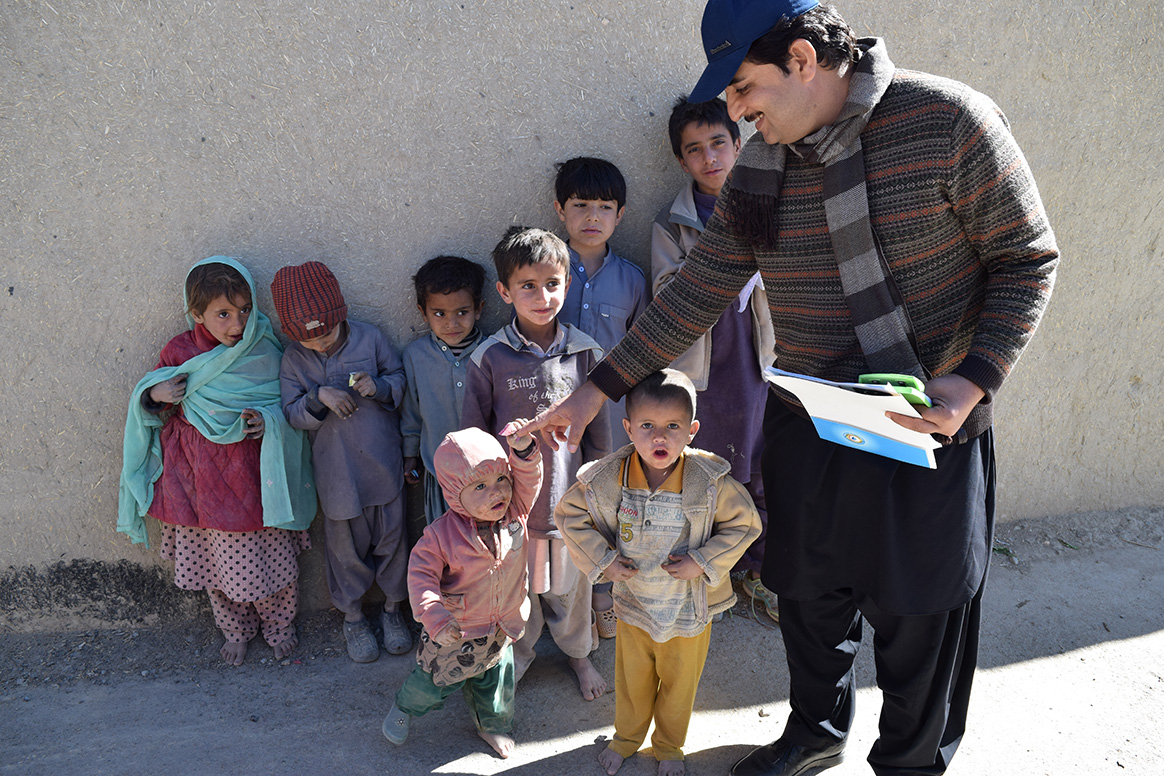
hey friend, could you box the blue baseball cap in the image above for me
[689,0,820,103]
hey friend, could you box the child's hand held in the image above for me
[500,418,534,452]
[241,408,265,439]
[662,553,702,580]
[404,457,421,485]
[350,371,377,398]
[603,554,638,581]
[434,620,462,646]
[318,385,358,419]
[150,374,188,404]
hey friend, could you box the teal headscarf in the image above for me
[118,256,316,546]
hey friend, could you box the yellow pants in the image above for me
[608,619,712,761]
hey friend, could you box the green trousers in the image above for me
[394,645,515,734]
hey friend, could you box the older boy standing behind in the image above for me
[555,155,649,640]
[273,261,412,663]
[555,156,648,449]
[652,97,778,621]
[463,226,612,701]
[401,256,487,525]
[556,369,760,776]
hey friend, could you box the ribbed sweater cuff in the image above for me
[589,361,633,402]
[952,354,1005,404]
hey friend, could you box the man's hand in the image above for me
[149,375,187,404]
[516,381,608,453]
[886,373,985,438]
[662,553,703,580]
[318,385,358,419]
[602,555,638,582]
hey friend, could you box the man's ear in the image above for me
[787,38,819,83]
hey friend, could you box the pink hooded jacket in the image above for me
[408,428,542,641]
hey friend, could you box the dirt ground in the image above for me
[2,508,1162,775]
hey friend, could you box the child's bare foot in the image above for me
[477,729,515,758]
[598,747,625,775]
[272,632,298,660]
[568,655,606,700]
[220,640,248,666]
[658,759,685,776]
[592,589,614,611]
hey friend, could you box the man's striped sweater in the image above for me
[591,68,1058,439]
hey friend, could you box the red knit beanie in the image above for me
[270,261,348,341]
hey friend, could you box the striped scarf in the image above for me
[723,38,924,378]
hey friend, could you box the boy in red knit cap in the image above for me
[271,261,411,663]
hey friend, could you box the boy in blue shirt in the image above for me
[555,156,648,448]
[401,256,488,525]
[554,156,649,640]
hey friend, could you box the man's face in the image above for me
[725,59,816,146]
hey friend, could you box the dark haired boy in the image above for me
[555,368,760,776]
[401,255,488,525]
[462,226,612,701]
[555,156,649,639]
[652,96,778,621]
[555,156,648,447]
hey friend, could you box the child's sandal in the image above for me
[742,576,780,623]
[596,605,617,639]
[382,704,410,745]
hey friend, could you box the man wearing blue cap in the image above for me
[522,2,1058,775]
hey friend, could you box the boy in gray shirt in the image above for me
[401,256,487,525]
[463,226,612,701]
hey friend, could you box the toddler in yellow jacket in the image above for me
[555,369,760,776]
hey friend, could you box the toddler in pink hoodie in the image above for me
[382,423,541,758]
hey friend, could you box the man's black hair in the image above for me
[490,225,570,286]
[667,95,741,158]
[554,156,627,209]
[744,3,857,75]
[413,255,487,310]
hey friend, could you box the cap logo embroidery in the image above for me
[709,40,733,55]
[305,320,324,330]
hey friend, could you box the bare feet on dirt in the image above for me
[568,655,606,700]
[598,746,625,775]
[220,640,247,665]
[272,633,298,660]
[658,758,685,776]
[477,729,515,758]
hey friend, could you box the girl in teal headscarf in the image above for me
[118,257,316,665]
